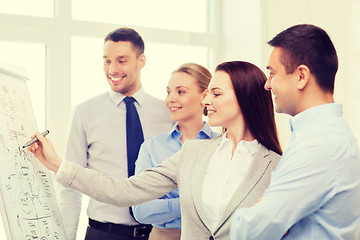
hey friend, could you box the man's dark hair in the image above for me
[104,28,145,56]
[268,24,338,93]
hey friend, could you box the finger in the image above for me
[28,142,38,151]
[28,146,35,153]
[35,131,46,143]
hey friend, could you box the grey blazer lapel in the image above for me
[215,144,271,231]
[191,138,222,230]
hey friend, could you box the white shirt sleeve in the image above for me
[57,106,88,240]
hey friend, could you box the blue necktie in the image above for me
[124,97,144,177]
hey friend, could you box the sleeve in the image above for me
[134,139,155,175]
[132,198,181,227]
[56,148,181,209]
[132,140,181,227]
[230,142,336,240]
[57,106,88,240]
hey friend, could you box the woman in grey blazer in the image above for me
[29,61,282,240]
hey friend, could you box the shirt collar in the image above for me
[167,121,214,139]
[290,103,343,134]
[108,87,145,107]
[168,122,181,138]
[199,122,214,138]
[219,132,259,155]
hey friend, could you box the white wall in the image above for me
[221,0,291,149]
[221,0,360,149]
[221,0,263,65]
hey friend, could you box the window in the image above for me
[0,42,46,130]
[144,42,208,99]
[72,0,208,32]
[0,1,218,239]
[71,37,106,107]
[0,0,54,17]
[71,37,209,108]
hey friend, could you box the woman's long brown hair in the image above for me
[216,61,282,155]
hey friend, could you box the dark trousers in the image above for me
[85,219,151,240]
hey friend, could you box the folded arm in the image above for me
[230,144,335,239]
[132,139,181,227]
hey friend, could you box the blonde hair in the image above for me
[172,63,212,92]
[172,63,211,115]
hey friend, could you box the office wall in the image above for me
[221,0,360,149]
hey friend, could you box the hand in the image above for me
[27,131,62,173]
[253,197,262,206]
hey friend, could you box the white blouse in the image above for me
[202,133,259,231]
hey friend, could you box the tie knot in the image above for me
[123,96,136,105]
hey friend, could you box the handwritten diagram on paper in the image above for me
[0,69,66,240]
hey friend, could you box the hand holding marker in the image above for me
[22,130,50,148]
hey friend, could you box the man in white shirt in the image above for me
[58,28,172,240]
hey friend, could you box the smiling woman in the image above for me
[165,64,211,124]
[203,70,241,130]
[132,63,217,240]
[28,60,282,240]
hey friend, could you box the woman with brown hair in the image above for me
[28,61,282,240]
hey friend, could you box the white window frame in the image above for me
[0,0,222,155]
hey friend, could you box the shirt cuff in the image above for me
[169,198,181,218]
[56,160,66,176]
